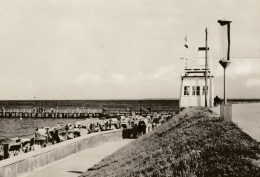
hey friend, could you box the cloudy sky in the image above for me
[0,0,259,100]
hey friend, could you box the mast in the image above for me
[205,28,208,107]
[139,100,142,115]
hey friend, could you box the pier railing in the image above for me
[0,108,103,119]
[0,108,178,119]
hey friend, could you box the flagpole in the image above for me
[218,20,232,105]
[218,19,232,121]
[205,28,208,107]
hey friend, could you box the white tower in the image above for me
[179,47,214,108]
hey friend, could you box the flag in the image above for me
[218,20,232,60]
[184,33,188,48]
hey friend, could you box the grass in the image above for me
[80,107,260,177]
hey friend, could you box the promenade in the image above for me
[20,139,133,177]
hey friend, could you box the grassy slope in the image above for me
[80,107,260,177]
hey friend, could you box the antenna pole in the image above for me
[139,100,142,115]
[224,67,226,104]
[205,28,208,107]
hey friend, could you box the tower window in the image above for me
[184,86,190,95]
[192,86,196,95]
[202,86,208,95]
[192,86,200,96]
[196,86,200,95]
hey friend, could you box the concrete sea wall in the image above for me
[0,130,121,177]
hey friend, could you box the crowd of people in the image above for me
[0,112,174,161]
[121,113,174,139]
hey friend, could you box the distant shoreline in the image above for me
[0,98,259,101]
[228,99,260,104]
[0,98,180,101]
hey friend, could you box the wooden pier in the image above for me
[0,111,102,119]
[0,108,178,119]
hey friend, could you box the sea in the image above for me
[0,99,179,143]
[1,100,259,144]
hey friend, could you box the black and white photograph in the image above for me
[0,0,259,177]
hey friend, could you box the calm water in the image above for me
[0,99,178,110]
[0,118,83,143]
[0,100,179,143]
[212,103,260,142]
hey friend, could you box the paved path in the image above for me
[20,139,133,177]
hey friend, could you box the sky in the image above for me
[0,0,259,100]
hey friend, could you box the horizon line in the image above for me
[0,98,260,101]
[0,98,180,101]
